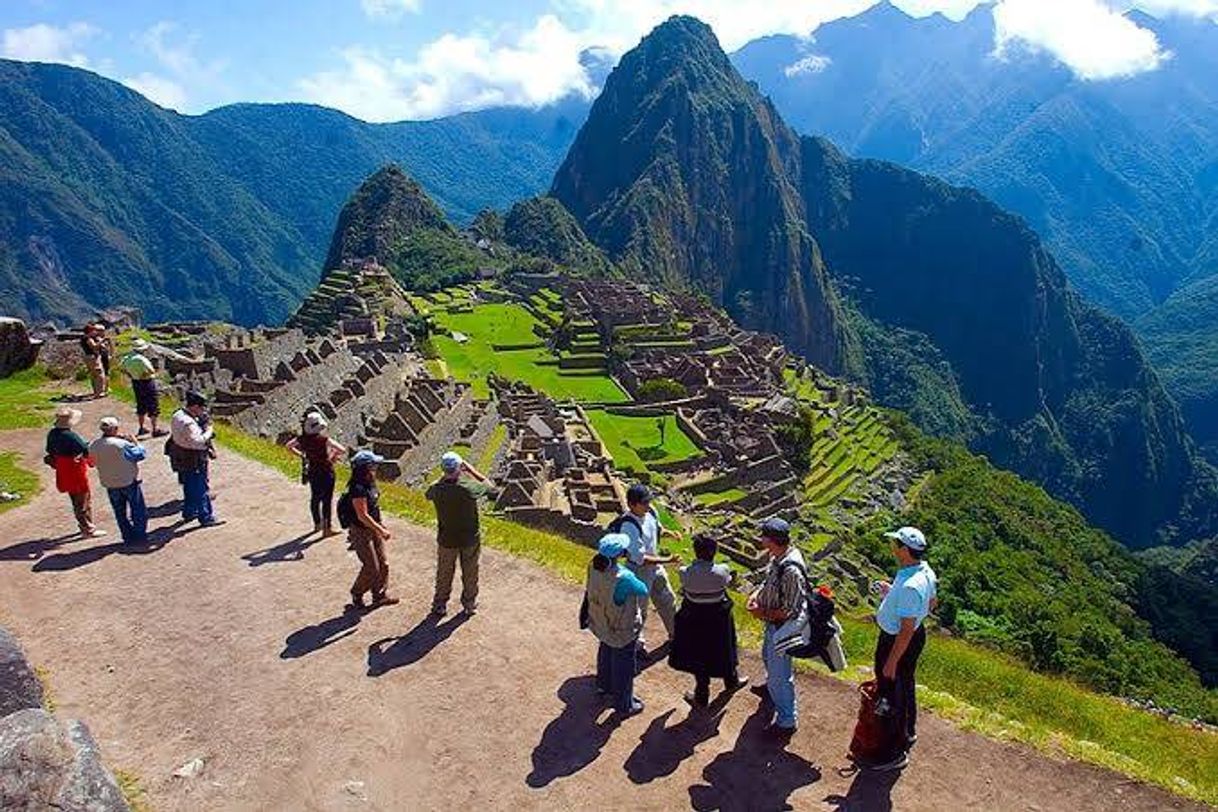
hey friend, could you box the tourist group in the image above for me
[44,342,937,774]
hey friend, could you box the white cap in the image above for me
[99,416,120,432]
[440,451,463,474]
[884,527,927,551]
[303,412,328,435]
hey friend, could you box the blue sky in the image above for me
[2,0,1216,121]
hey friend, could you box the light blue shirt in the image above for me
[876,561,938,635]
[622,510,660,566]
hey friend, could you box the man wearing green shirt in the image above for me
[426,451,492,617]
[120,339,164,437]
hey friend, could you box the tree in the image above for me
[637,377,688,403]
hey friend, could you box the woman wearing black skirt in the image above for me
[669,534,749,708]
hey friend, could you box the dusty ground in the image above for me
[0,395,1207,811]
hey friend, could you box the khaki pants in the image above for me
[630,563,677,641]
[85,356,106,397]
[350,525,389,600]
[69,490,93,533]
[433,544,480,613]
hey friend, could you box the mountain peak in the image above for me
[323,164,451,271]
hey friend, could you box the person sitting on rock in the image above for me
[285,412,345,536]
[346,450,397,612]
[584,533,650,716]
[45,407,104,538]
[120,339,165,438]
[89,416,148,545]
[669,533,748,708]
[425,451,491,617]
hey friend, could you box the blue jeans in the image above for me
[596,641,638,713]
[763,624,798,728]
[181,469,214,523]
[107,482,147,544]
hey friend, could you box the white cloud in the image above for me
[993,0,1168,80]
[784,54,833,77]
[1,22,97,67]
[122,71,188,110]
[360,0,423,19]
[299,14,595,121]
[119,21,226,113]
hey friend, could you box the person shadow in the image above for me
[824,767,901,812]
[687,705,822,811]
[146,499,184,519]
[0,531,82,562]
[623,695,730,784]
[526,675,624,789]
[242,532,321,567]
[280,608,362,659]
[29,525,179,572]
[366,613,470,676]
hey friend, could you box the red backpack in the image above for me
[847,680,892,767]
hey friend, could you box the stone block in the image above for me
[0,628,43,718]
[0,709,129,811]
[0,318,42,379]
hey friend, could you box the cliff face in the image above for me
[551,15,1216,548]
[551,16,854,374]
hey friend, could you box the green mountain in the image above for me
[0,59,585,325]
[550,16,855,374]
[322,165,491,293]
[1138,275,1218,462]
[502,196,611,274]
[551,15,1218,550]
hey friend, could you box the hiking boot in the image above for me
[322,524,340,537]
[137,427,150,437]
[346,593,367,613]
[82,528,106,538]
[370,594,400,609]
[431,606,447,618]
[152,429,168,438]
[618,698,645,717]
[764,723,797,739]
[462,605,478,616]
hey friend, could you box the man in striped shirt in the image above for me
[747,518,806,737]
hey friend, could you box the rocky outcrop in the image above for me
[0,710,129,811]
[0,628,129,811]
[0,318,41,378]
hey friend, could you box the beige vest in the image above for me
[585,563,643,649]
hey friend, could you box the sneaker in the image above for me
[83,529,107,538]
[371,594,400,608]
[618,698,645,717]
[431,606,447,618]
[726,676,750,693]
[462,605,478,616]
[137,427,150,437]
[151,429,168,438]
[345,594,367,613]
[198,518,223,527]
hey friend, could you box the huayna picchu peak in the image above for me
[552,14,1218,551]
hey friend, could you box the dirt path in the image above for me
[0,395,1205,811]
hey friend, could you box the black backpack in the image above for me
[336,491,356,529]
[606,511,644,536]
[778,559,839,660]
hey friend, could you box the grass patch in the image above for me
[113,769,152,812]
[210,421,1218,806]
[0,367,68,429]
[692,488,747,507]
[0,451,41,514]
[585,410,701,473]
[476,423,508,471]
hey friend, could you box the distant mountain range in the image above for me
[551,14,1218,551]
[0,59,586,326]
[731,1,1218,459]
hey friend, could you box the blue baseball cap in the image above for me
[351,450,385,468]
[597,533,630,559]
[441,451,463,474]
[626,483,653,505]
[760,517,791,541]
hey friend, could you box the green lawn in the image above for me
[0,367,69,430]
[432,302,627,402]
[585,409,702,473]
[692,487,747,507]
[0,452,40,514]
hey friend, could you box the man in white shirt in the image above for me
[872,526,938,770]
[170,391,218,526]
[89,416,148,545]
[617,484,679,657]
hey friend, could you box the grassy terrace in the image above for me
[584,409,701,474]
[428,301,628,403]
[0,366,67,430]
[210,422,1218,806]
